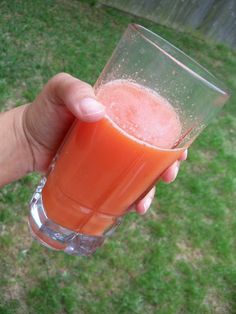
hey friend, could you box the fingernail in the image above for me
[80,98,105,116]
[172,164,180,182]
[179,150,188,161]
[143,197,152,214]
[184,149,188,160]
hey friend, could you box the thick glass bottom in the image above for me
[28,178,109,256]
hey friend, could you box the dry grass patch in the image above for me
[203,289,231,314]
[175,240,203,266]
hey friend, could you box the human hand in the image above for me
[23,73,187,214]
[135,149,188,215]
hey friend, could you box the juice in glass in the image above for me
[42,80,185,236]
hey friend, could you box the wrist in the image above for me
[0,105,34,187]
[16,104,35,174]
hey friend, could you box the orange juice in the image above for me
[42,80,185,236]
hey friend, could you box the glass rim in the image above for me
[130,24,230,97]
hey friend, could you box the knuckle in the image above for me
[44,72,94,103]
[46,72,72,92]
[52,72,72,82]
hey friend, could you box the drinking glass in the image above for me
[28,24,229,256]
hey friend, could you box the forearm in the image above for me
[0,105,33,187]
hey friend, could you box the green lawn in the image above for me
[0,1,236,313]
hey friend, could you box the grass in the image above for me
[0,0,236,313]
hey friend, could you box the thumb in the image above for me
[45,72,105,122]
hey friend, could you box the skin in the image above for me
[0,73,187,214]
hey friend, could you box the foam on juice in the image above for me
[97,80,182,149]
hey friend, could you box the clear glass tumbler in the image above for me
[28,24,229,256]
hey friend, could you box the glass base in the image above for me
[28,178,108,256]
